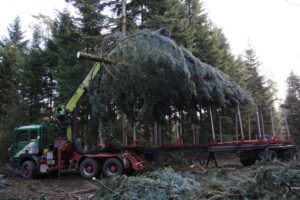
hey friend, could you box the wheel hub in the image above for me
[86,165,93,173]
[109,165,117,173]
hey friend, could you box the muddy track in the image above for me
[0,167,96,200]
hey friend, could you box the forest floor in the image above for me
[0,154,299,200]
[0,167,95,200]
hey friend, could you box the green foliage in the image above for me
[21,27,49,123]
[0,17,29,162]
[46,10,85,103]
[242,47,279,136]
[65,0,107,47]
[94,167,201,200]
[94,163,300,200]
[90,30,249,125]
[282,72,300,147]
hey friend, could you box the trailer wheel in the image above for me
[267,150,278,164]
[240,158,256,166]
[288,149,297,161]
[80,158,99,178]
[102,158,122,178]
[239,151,256,166]
[21,160,37,178]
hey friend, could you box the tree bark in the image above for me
[121,0,127,34]
[192,123,196,144]
[122,113,127,146]
[187,0,192,24]
[154,121,158,145]
[158,124,162,145]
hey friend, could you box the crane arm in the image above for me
[65,63,101,112]
[64,62,101,141]
[62,52,114,141]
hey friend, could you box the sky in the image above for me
[0,0,300,104]
[202,0,300,103]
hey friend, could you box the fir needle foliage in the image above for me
[90,29,250,131]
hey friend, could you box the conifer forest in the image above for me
[0,0,300,199]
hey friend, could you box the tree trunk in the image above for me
[158,124,162,145]
[121,0,126,34]
[196,124,199,144]
[98,121,104,146]
[192,123,196,144]
[122,113,127,146]
[187,0,192,24]
[154,121,158,145]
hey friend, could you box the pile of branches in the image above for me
[93,167,201,200]
[93,162,300,200]
[199,162,300,199]
[90,29,250,124]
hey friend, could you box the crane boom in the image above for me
[65,62,101,141]
[63,52,115,141]
[65,63,101,112]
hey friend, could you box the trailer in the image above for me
[129,140,296,167]
[125,105,297,167]
[75,52,297,169]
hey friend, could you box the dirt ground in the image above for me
[0,167,96,200]
[0,153,241,200]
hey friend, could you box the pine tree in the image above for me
[243,47,268,106]
[46,10,85,103]
[21,26,48,123]
[0,17,28,126]
[282,72,300,146]
[0,17,29,162]
[242,47,279,138]
[45,10,102,142]
[65,0,108,48]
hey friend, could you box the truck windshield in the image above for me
[30,130,38,140]
[16,131,29,142]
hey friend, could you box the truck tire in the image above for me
[288,149,297,161]
[21,160,37,178]
[80,158,99,178]
[75,137,89,154]
[102,158,122,178]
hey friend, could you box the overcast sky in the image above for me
[1,0,300,103]
[202,0,300,103]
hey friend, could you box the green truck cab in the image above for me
[9,124,57,168]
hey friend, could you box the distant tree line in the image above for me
[0,0,283,162]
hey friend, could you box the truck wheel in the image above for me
[102,158,122,178]
[75,137,89,154]
[21,160,37,178]
[80,158,99,178]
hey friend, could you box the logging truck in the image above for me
[8,53,146,178]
